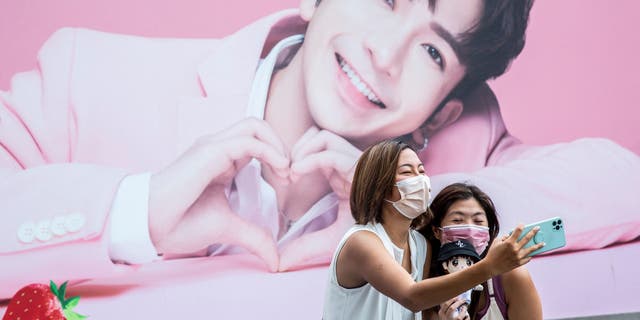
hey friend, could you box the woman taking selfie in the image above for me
[421,183,542,319]
[322,140,543,319]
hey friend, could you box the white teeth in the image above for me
[339,58,382,104]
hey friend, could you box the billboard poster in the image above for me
[1,0,638,318]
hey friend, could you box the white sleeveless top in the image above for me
[479,279,506,320]
[322,223,428,320]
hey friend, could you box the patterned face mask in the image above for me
[440,224,491,255]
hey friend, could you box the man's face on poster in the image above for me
[297,0,481,147]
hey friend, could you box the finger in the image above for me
[443,301,462,319]
[167,119,287,207]
[440,298,455,312]
[449,300,467,320]
[522,242,546,258]
[291,129,360,163]
[218,214,279,272]
[327,170,353,199]
[204,119,289,180]
[278,232,333,271]
[506,224,525,243]
[290,151,355,181]
[290,126,320,160]
[449,299,466,310]
[440,298,460,317]
[437,299,453,317]
[518,256,533,266]
[216,117,287,157]
[183,136,289,190]
[225,137,290,173]
[516,225,540,249]
[291,127,326,162]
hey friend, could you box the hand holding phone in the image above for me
[511,216,566,257]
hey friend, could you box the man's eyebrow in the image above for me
[430,21,464,62]
[420,0,463,62]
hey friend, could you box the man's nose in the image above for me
[364,21,414,78]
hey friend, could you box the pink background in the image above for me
[1,1,639,319]
[1,0,639,155]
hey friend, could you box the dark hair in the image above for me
[399,0,535,149]
[350,140,431,229]
[425,183,499,244]
[315,0,532,102]
[420,183,500,271]
[450,0,535,99]
[419,182,500,319]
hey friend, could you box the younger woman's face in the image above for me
[440,197,489,228]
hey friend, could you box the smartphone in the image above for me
[511,216,566,257]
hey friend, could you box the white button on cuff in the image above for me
[17,222,36,243]
[51,216,67,236]
[65,213,85,233]
[35,219,53,242]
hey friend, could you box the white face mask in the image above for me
[386,175,432,219]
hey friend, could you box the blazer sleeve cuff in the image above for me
[108,172,160,264]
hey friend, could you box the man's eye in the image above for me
[452,259,459,267]
[423,44,444,69]
[384,0,395,9]
[466,260,472,266]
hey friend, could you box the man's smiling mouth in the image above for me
[336,54,386,109]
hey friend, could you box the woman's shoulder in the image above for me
[342,224,385,250]
[501,266,533,284]
[494,265,543,318]
[500,266,536,297]
[337,226,394,268]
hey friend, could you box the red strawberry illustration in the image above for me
[2,281,87,320]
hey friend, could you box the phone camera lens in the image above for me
[555,225,560,230]
[552,221,557,226]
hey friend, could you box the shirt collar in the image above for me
[246,34,304,119]
[196,10,305,99]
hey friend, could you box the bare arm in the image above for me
[422,241,435,319]
[338,226,542,312]
[502,266,542,319]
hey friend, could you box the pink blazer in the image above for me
[1,9,638,298]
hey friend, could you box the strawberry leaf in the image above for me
[59,281,69,301]
[64,309,88,320]
[65,296,80,309]
[50,280,59,297]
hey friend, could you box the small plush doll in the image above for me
[437,239,484,318]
